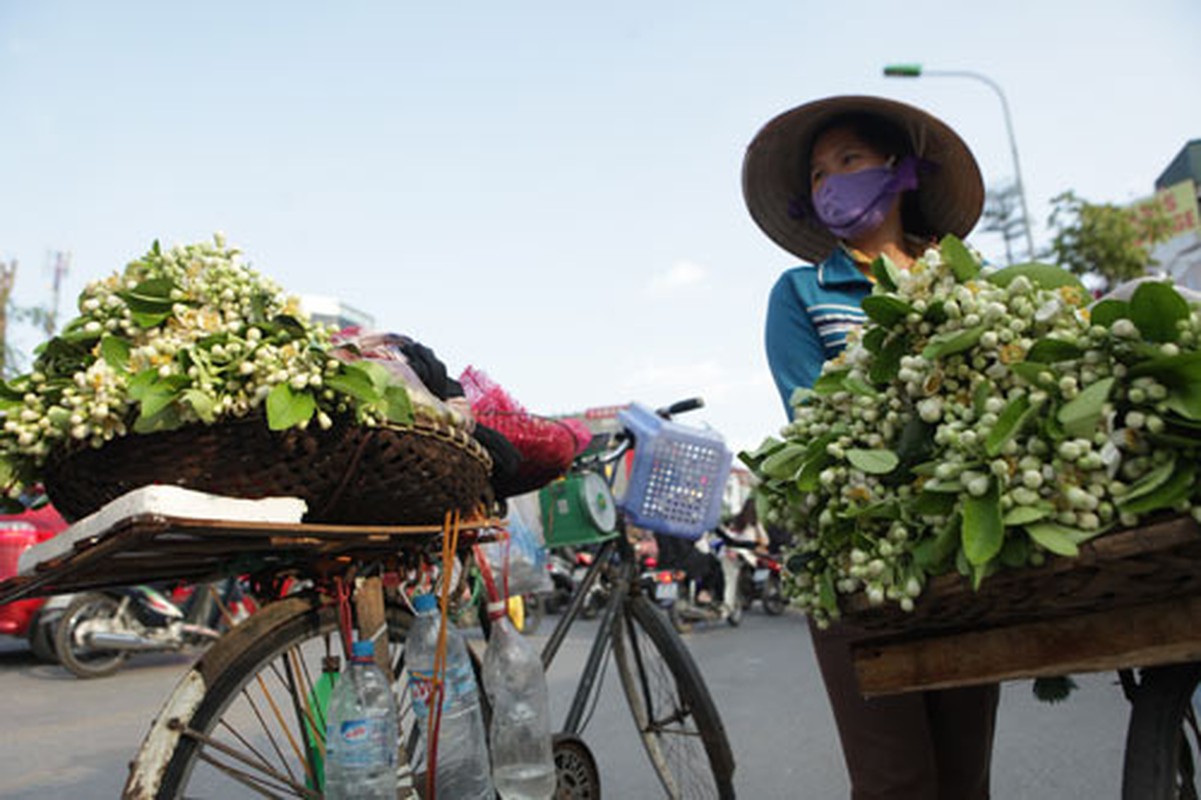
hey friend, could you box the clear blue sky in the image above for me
[2,0,1199,453]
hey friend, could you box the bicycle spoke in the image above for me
[180,723,319,797]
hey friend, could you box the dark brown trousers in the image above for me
[810,618,1000,800]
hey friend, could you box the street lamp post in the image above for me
[883,63,1036,258]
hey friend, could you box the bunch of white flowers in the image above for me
[743,236,1201,627]
[0,235,462,504]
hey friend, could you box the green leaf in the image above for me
[869,334,907,384]
[1002,504,1054,526]
[985,262,1085,291]
[1025,522,1098,557]
[266,383,317,430]
[181,389,216,424]
[1164,382,1201,422]
[355,361,396,394]
[381,385,414,425]
[922,479,963,494]
[845,449,899,475]
[912,515,960,570]
[119,277,176,307]
[1025,338,1084,364]
[737,437,785,471]
[895,417,936,468]
[1130,281,1189,343]
[912,490,956,517]
[1009,361,1049,386]
[99,335,132,371]
[871,254,901,291]
[130,310,172,328]
[985,396,1033,457]
[941,235,980,281]
[1128,351,1201,382]
[326,364,382,403]
[812,370,849,396]
[922,325,985,361]
[1056,377,1115,438]
[862,327,887,355]
[1089,299,1130,328]
[962,480,1004,566]
[817,568,837,613]
[266,314,308,340]
[861,295,913,327]
[796,459,824,492]
[136,375,189,419]
[1117,460,1196,515]
[132,404,184,434]
[999,536,1032,568]
[759,443,808,480]
[843,375,879,397]
[972,381,991,415]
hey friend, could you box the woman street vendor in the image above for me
[742,95,999,799]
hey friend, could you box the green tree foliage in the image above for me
[1047,191,1174,291]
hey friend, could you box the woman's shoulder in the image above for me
[770,262,820,294]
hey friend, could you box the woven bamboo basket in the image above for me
[839,514,1201,640]
[42,415,493,526]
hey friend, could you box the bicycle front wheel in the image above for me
[124,594,422,799]
[1122,661,1201,800]
[611,594,735,799]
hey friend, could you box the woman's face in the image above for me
[808,125,891,195]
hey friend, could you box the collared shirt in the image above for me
[764,246,872,417]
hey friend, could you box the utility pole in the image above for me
[45,250,71,337]
[0,259,17,376]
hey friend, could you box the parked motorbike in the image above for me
[544,547,579,615]
[737,550,787,616]
[53,576,256,679]
[654,527,777,631]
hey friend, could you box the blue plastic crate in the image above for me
[616,403,732,539]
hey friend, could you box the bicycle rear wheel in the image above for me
[1122,661,1201,800]
[124,594,427,799]
[611,594,735,799]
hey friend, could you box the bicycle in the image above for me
[1,398,735,798]
[536,397,736,799]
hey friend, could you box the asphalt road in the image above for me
[0,606,1130,798]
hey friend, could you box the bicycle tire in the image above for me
[125,594,434,799]
[1122,661,1201,800]
[611,594,736,799]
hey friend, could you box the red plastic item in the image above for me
[460,367,593,494]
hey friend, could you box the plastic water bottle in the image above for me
[323,640,399,799]
[406,593,494,800]
[482,600,557,799]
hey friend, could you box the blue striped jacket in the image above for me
[765,246,871,417]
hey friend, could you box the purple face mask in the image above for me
[811,156,921,240]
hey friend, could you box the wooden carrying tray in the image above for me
[846,515,1201,696]
[0,514,497,607]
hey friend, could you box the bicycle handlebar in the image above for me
[575,396,706,470]
[655,397,704,419]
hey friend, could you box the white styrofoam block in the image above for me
[18,485,307,576]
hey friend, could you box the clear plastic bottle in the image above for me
[323,639,399,800]
[405,593,494,800]
[482,600,558,799]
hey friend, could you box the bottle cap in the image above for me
[351,640,375,659]
[412,593,437,613]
